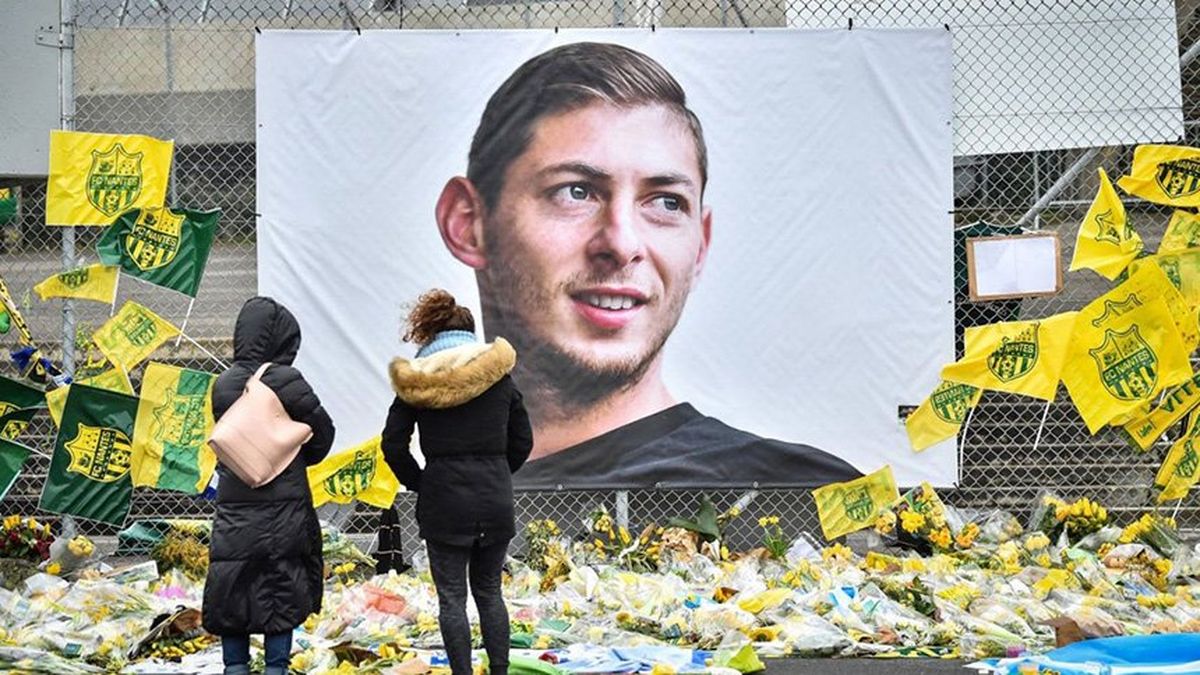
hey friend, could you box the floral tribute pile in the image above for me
[2,492,1200,674]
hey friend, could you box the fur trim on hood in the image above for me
[389,338,516,409]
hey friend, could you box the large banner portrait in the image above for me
[256,28,955,488]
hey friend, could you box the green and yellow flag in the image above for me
[1160,210,1200,253]
[1062,265,1194,434]
[33,264,119,305]
[1069,169,1142,280]
[46,130,174,226]
[940,312,1077,401]
[905,380,982,451]
[38,384,138,526]
[47,367,134,428]
[1118,145,1200,208]
[1123,372,1200,451]
[131,362,217,494]
[92,301,180,371]
[1156,409,1200,502]
[812,465,899,540]
[0,374,46,440]
[307,436,401,509]
[97,207,219,298]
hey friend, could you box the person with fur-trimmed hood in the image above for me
[381,289,533,675]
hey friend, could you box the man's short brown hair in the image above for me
[467,42,708,211]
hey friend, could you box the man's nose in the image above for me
[586,200,645,271]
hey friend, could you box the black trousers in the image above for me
[375,506,408,574]
[427,538,510,675]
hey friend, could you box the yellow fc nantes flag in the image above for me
[92,301,180,371]
[131,362,217,494]
[1156,409,1200,502]
[1062,266,1194,434]
[307,436,400,509]
[906,380,982,451]
[1069,169,1142,280]
[940,312,1078,401]
[1160,210,1200,253]
[46,131,174,226]
[46,367,134,428]
[1116,259,1200,351]
[812,465,899,541]
[33,264,118,304]
[1118,145,1200,208]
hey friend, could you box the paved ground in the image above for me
[768,658,973,673]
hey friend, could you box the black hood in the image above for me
[233,296,301,365]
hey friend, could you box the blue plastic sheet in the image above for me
[971,634,1200,674]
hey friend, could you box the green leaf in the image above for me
[667,495,721,542]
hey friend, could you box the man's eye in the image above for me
[651,195,684,212]
[563,185,590,201]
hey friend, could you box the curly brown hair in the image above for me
[403,289,476,345]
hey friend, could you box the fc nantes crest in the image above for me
[87,144,144,218]
[1157,158,1200,200]
[324,449,378,499]
[840,486,875,522]
[931,381,976,424]
[151,386,208,448]
[57,268,91,290]
[1090,326,1158,401]
[987,324,1039,382]
[117,309,161,347]
[0,402,28,439]
[1177,444,1200,479]
[126,208,183,271]
[1093,209,1129,245]
[65,423,133,483]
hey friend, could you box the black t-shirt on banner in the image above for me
[512,403,862,490]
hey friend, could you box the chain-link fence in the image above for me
[3,0,1200,553]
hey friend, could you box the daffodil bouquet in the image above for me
[892,484,958,554]
[584,506,662,573]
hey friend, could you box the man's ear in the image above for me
[694,204,713,280]
[436,176,488,269]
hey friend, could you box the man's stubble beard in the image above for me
[478,224,688,425]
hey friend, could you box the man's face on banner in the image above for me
[479,103,712,391]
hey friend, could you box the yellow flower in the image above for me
[619,527,631,545]
[1025,533,1051,551]
[822,543,853,563]
[744,625,781,642]
[928,510,947,529]
[901,557,927,574]
[46,562,62,576]
[928,527,952,550]
[1035,553,1052,568]
[1155,558,1173,576]
[900,510,926,534]
[955,523,980,549]
[874,511,897,535]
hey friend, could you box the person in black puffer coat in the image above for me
[202,297,335,675]
[382,289,533,675]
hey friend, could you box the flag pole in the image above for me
[180,332,229,370]
[959,402,977,446]
[174,297,196,348]
[110,272,120,317]
[1030,395,1054,454]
